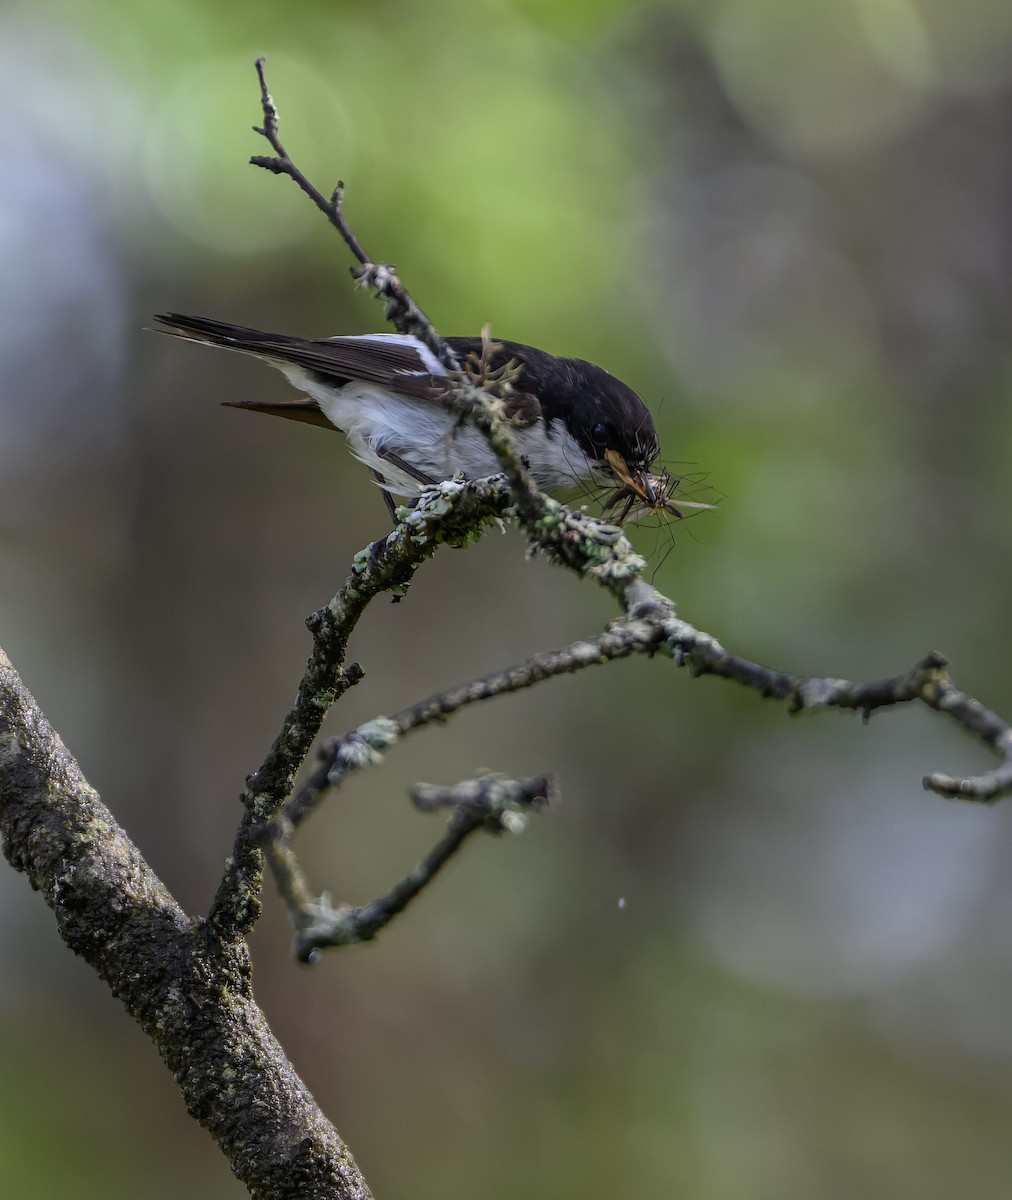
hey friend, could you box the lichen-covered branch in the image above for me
[269,773,551,962]
[2,50,1009,1200]
[209,475,515,940]
[262,569,1011,957]
[652,591,1012,799]
[0,648,372,1200]
[285,618,666,832]
[204,63,1012,964]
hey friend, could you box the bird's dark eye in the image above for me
[591,422,609,447]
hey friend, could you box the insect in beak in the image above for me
[601,450,716,527]
[603,449,651,502]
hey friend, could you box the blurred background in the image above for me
[3,0,1012,1195]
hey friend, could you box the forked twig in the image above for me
[250,57,457,372]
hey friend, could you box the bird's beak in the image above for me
[603,449,656,505]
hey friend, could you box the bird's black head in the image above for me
[564,360,660,478]
[447,337,662,500]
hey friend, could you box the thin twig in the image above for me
[264,582,1010,955]
[269,773,551,962]
[299,598,1012,823]
[251,57,457,372]
[262,568,1011,956]
[283,619,664,831]
[209,477,514,939]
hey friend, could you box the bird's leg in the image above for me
[371,469,399,526]
[371,449,438,530]
[376,447,437,486]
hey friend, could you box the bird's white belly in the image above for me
[282,369,595,497]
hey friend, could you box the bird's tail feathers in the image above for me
[152,313,300,356]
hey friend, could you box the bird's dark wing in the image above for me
[154,316,548,425]
[155,314,449,402]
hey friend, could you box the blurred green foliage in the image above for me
[4,0,1012,1196]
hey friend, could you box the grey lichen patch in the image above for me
[292,894,362,957]
[394,475,512,550]
[569,639,610,667]
[623,582,677,624]
[499,809,527,834]
[329,717,401,780]
[590,549,647,583]
[353,716,400,750]
[662,618,723,662]
[531,500,645,584]
[797,676,851,709]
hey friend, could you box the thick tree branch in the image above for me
[3,52,1009,1199]
[0,647,372,1200]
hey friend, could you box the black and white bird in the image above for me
[154,314,663,517]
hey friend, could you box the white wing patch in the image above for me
[325,333,447,378]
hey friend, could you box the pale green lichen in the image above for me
[532,496,564,535]
[531,500,644,582]
[350,546,373,575]
[332,717,401,774]
[499,810,527,835]
[356,716,400,748]
[591,551,647,582]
